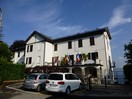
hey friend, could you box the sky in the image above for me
[0,0,132,68]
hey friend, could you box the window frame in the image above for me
[68,41,72,49]
[78,39,83,47]
[54,44,58,51]
[18,52,20,57]
[30,45,33,52]
[90,37,95,46]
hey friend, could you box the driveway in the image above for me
[1,82,132,99]
[0,82,51,99]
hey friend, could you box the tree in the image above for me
[124,40,132,63]
[123,40,132,83]
[10,40,26,51]
[0,41,12,62]
[123,64,132,82]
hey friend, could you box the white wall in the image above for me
[44,42,54,65]
[13,50,25,64]
[53,34,107,63]
[25,34,45,67]
[53,32,112,77]
[24,31,113,78]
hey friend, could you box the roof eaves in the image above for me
[53,27,111,43]
[25,31,53,43]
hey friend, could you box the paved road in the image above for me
[1,82,132,99]
[1,92,132,99]
[0,82,51,99]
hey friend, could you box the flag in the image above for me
[76,54,81,62]
[65,55,69,64]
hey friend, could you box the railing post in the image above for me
[104,76,107,89]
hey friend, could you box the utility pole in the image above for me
[0,8,3,41]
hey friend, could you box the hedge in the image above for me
[0,62,25,81]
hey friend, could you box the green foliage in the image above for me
[124,40,132,63]
[82,53,88,62]
[0,62,25,81]
[61,57,66,66]
[10,40,25,51]
[0,41,12,61]
[123,64,132,82]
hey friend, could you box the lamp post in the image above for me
[0,8,3,41]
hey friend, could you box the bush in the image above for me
[0,62,25,81]
[123,64,132,82]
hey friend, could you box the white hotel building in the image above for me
[13,27,114,83]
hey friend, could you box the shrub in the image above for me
[0,62,25,81]
[123,64,132,82]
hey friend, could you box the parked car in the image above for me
[45,72,82,95]
[23,73,48,92]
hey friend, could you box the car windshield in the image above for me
[48,74,63,80]
[27,74,38,80]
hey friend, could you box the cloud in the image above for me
[108,6,132,29]
[111,45,117,50]
[5,0,86,38]
[118,56,124,60]
[111,29,123,37]
[102,5,132,29]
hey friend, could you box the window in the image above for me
[48,74,63,80]
[26,58,28,64]
[18,52,20,57]
[90,37,95,46]
[27,46,29,52]
[26,57,32,64]
[65,74,79,80]
[78,39,83,47]
[27,45,33,52]
[29,57,32,64]
[88,52,98,62]
[68,41,72,49]
[30,45,33,52]
[54,44,58,51]
[39,74,48,79]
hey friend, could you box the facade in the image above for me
[12,47,25,64]
[12,27,114,84]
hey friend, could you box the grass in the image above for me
[0,80,23,89]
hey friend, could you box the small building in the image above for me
[11,46,25,64]
[12,27,114,84]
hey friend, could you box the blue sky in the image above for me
[0,0,132,68]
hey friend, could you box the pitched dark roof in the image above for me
[25,31,53,43]
[53,27,111,43]
[26,27,111,44]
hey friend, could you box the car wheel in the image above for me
[65,87,71,95]
[36,85,41,92]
